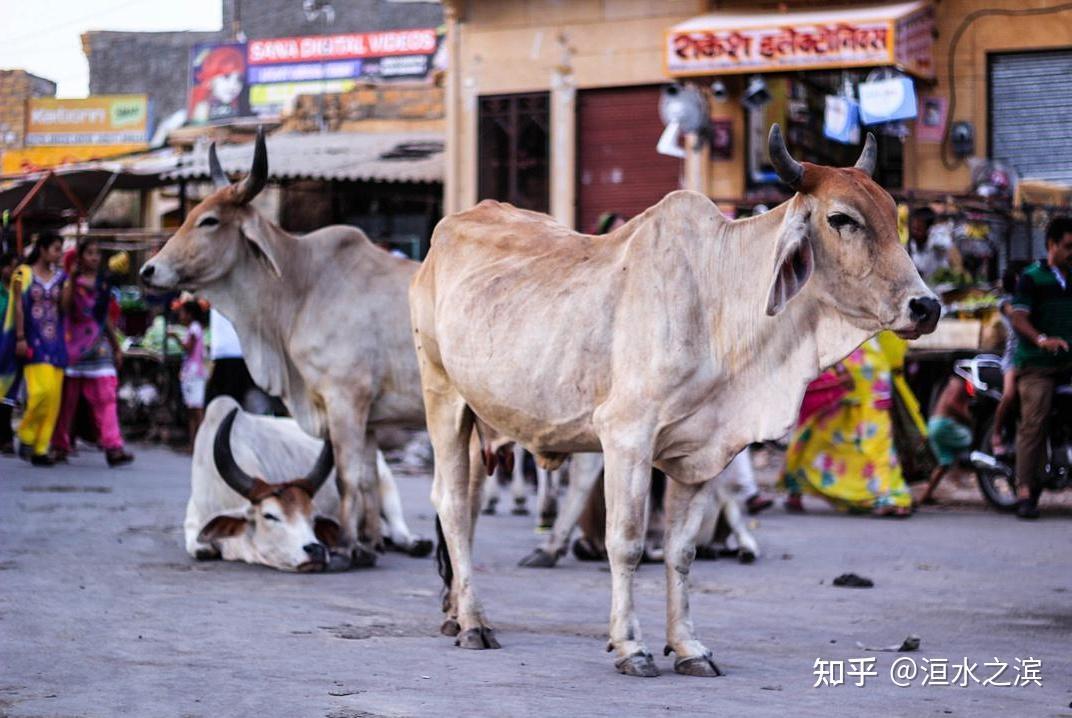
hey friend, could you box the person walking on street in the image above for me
[781,334,914,517]
[51,238,133,467]
[0,251,19,454]
[9,234,68,466]
[1009,217,1072,519]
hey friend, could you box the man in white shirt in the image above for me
[206,308,271,414]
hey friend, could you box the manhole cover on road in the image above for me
[22,485,112,493]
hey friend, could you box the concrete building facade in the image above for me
[442,0,1072,227]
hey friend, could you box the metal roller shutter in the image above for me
[989,50,1072,184]
[576,86,683,233]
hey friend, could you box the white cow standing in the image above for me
[409,126,940,676]
[142,130,429,562]
[186,397,429,571]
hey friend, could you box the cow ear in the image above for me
[197,514,249,543]
[314,517,341,548]
[765,209,814,316]
[239,211,283,278]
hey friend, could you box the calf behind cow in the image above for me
[410,126,939,677]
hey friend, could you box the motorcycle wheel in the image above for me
[974,419,1019,512]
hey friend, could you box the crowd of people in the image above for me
[1,233,134,467]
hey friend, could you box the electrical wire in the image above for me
[942,2,1072,170]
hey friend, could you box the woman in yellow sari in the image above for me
[781,333,914,516]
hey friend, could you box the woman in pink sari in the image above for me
[51,238,133,466]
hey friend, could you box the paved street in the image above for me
[1,445,1070,718]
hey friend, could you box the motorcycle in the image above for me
[952,354,1072,510]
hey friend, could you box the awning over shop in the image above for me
[162,132,445,185]
[666,1,934,80]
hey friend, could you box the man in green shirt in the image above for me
[1010,216,1072,519]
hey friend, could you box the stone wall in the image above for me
[283,82,445,132]
[0,70,56,152]
[222,0,442,40]
[81,30,224,132]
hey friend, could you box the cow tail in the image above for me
[434,514,453,610]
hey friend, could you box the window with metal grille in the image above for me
[477,92,550,213]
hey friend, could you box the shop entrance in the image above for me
[576,85,682,233]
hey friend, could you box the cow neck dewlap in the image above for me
[205,217,303,409]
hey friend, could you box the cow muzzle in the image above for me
[139,260,180,290]
[895,295,941,339]
[297,543,328,573]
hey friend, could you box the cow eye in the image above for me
[263,513,281,522]
[827,213,859,231]
[197,215,220,228]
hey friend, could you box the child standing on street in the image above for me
[172,297,208,447]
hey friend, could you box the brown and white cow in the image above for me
[409,125,939,676]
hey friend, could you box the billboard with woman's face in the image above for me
[188,42,251,125]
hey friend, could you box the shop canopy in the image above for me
[666,1,935,80]
[162,132,445,185]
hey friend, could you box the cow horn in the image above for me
[233,126,268,205]
[296,438,335,496]
[768,124,804,189]
[208,142,230,189]
[213,408,257,499]
[854,132,877,176]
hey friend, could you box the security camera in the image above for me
[710,79,728,102]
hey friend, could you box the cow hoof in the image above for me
[455,626,501,650]
[350,546,378,569]
[481,506,496,516]
[441,619,461,637]
[674,653,723,677]
[406,538,434,558]
[518,548,558,568]
[615,651,659,678]
[738,550,757,565]
[511,506,530,516]
[694,543,720,561]
[326,552,352,572]
[194,548,220,561]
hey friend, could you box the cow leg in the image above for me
[664,477,722,677]
[510,444,528,515]
[425,385,498,650]
[326,398,379,564]
[377,451,433,558]
[601,443,657,677]
[535,459,562,531]
[718,482,759,563]
[480,465,500,515]
[518,452,602,568]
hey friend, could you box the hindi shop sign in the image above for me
[666,4,934,79]
[25,95,150,146]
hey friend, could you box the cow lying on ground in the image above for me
[185,397,431,571]
[410,125,939,676]
[142,130,429,561]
